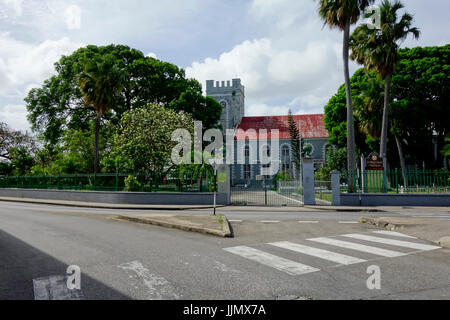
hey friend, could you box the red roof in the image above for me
[235,114,328,140]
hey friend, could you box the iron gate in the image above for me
[231,179,304,207]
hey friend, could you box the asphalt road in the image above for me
[1,201,449,300]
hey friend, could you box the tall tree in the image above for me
[0,122,37,161]
[110,103,193,174]
[317,0,375,182]
[287,110,301,179]
[25,45,221,147]
[78,54,127,173]
[350,0,420,169]
[444,135,450,157]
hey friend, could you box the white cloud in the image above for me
[65,4,81,30]
[186,37,343,116]
[186,0,349,117]
[146,52,157,59]
[0,33,82,94]
[246,103,290,117]
[1,0,24,16]
[249,0,313,30]
[0,104,30,131]
[0,33,82,130]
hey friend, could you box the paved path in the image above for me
[1,201,449,300]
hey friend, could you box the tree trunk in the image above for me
[380,73,392,167]
[394,133,408,188]
[343,20,357,190]
[94,114,100,174]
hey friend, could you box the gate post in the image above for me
[302,158,315,205]
[217,164,231,205]
[331,171,341,206]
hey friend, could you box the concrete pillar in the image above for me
[331,171,341,206]
[217,164,231,205]
[302,158,315,205]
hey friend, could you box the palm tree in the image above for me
[317,0,375,181]
[354,76,384,139]
[350,0,419,170]
[355,75,408,186]
[78,54,126,173]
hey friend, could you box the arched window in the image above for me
[281,145,291,175]
[243,164,251,180]
[262,145,270,157]
[244,145,250,158]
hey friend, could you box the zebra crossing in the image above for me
[223,231,442,276]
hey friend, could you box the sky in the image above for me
[0,0,449,132]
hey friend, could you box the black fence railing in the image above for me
[340,170,450,194]
[0,171,216,193]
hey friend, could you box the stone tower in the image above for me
[206,79,245,130]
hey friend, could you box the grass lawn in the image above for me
[315,192,332,203]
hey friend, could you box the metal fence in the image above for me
[340,169,450,194]
[315,180,332,205]
[230,179,303,206]
[0,171,216,192]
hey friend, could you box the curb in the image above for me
[117,214,232,238]
[358,217,420,231]
[438,237,450,249]
[305,206,386,213]
[0,197,223,210]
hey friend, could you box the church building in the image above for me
[206,79,330,185]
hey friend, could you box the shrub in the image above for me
[124,175,141,192]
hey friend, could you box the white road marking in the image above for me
[223,246,319,276]
[307,237,406,258]
[402,215,450,218]
[342,234,441,251]
[260,220,280,223]
[272,191,304,205]
[33,275,84,300]
[338,221,358,224]
[118,261,179,300]
[269,241,366,265]
[228,220,243,223]
[298,221,319,223]
[371,231,417,239]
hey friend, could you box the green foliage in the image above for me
[78,53,127,118]
[10,147,35,176]
[444,135,450,157]
[303,143,313,158]
[350,0,420,79]
[274,172,290,181]
[30,123,109,175]
[353,75,384,139]
[110,103,194,173]
[0,122,37,161]
[391,45,450,167]
[324,45,449,169]
[124,175,141,192]
[324,69,373,155]
[287,110,301,174]
[317,0,375,31]
[25,44,220,146]
[0,161,13,175]
[78,53,127,172]
[326,147,348,172]
[315,166,331,181]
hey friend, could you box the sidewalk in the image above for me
[118,213,232,237]
[360,216,450,248]
[2,196,449,213]
[0,196,224,210]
